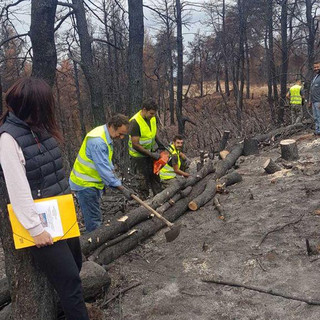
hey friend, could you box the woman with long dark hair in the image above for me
[0,77,89,319]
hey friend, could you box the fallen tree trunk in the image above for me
[94,144,244,265]
[255,121,309,143]
[94,172,216,265]
[81,161,215,256]
[188,171,242,211]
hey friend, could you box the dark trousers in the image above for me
[131,156,162,198]
[30,237,89,320]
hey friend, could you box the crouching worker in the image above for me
[70,114,134,232]
[0,77,89,319]
[160,135,190,187]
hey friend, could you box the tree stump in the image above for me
[263,158,281,174]
[218,130,230,152]
[280,139,299,161]
[243,138,259,156]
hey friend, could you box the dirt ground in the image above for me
[100,130,320,320]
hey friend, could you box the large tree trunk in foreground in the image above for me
[0,180,56,320]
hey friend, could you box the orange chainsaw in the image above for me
[153,148,172,175]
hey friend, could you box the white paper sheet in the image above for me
[35,199,63,237]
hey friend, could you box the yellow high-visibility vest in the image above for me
[160,144,181,180]
[289,85,302,105]
[70,126,113,189]
[128,111,157,157]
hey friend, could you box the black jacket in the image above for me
[0,112,70,199]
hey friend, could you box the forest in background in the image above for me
[0,0,319,171]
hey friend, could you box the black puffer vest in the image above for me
[0,112,70,199]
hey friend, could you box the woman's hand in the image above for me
[33,231,53,248]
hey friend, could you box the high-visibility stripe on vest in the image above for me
[128,110,157,157]
[289,85,302,105]
[160,144,181,180]
[70,125,113,189]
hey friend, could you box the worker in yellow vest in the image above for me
[128,100,164,198]
[286,80,304,124]
[70,114,134,232]
[160,135,190,187]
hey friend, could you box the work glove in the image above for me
[150,152,161,160]
[121,186,135,200]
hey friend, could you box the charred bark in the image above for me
[30,0,58,87]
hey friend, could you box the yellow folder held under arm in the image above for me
[7,194,80,249]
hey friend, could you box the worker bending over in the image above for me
[160,135,190,187]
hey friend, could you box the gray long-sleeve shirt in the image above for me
[310,74,320,103]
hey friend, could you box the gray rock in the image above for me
[80,261,111,300]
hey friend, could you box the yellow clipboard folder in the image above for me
[7,194,80,249]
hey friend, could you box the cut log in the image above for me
[213,196,225,220]
[280,139,299,161]
[243,138,259,156]
[219,150,229,160]
[188,171,242,211]
[218,130,230,152]
[263,158,281,174]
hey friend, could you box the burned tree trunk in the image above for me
[0,180,56,320]
[30,0,57,87]
[243,138,259,156]
[128,0,144,115]
[71,0,105,125]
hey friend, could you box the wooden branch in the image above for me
[202,278,320,305]
[101,282,141,307]
[92,38,124,50]
[213,196,225,219]
[54,11,74,32]
[0,32,29,48]
[258,214,305,247]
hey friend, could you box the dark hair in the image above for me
[314,60,320,65]
[3,77,62,141]
[142,100,158,111]
[173,134,184,142]
[108,113,129,129]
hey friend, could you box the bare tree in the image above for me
[128,0,144,115]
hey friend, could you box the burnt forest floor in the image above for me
[100,129,320,320]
